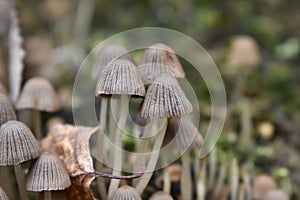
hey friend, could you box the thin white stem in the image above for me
[33,110,42,139]
[107,95,128,199]
[135,120,167,194]
[230,157,239,200]
[208,147,216,190]
[14,164,28,200]
[181,151,192,200]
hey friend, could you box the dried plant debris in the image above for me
[96,59,145,97]
[141,74,193,119]
[0,93,17,127]
[110,185,141,200]
[0,186,9,200]
[16,76,60,112]
[26,152,71,192]
[0,120,40,166]
[92,44,134,80]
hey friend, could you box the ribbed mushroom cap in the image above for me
[26,152,71,192]
[252,174,277,200]
[141,74,192,119]
[262,189,289,200]
[0,186,8,200]
[110,185,141,200]
[15,77,60,112]
[149,191,174,200]
[0,93,17,127]
[139,43,185,83]
[0,120,40,166]
[95,59,145,97]
[163,117,203,152]
[92,44,134,80]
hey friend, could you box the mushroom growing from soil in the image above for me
[0,186,9,200]
[110,185,141,200]
[0,93,17,127]
[15,76,60,139]
[135,73,192,194]
[95,58,145,198]
[262,189,289,200]
[0,120,40,200]
[252,174,277,200]
[149,191,174,200]
[26,152,71,200]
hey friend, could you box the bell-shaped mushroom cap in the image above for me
[0,120,40,166]
[149,191,174,200]
[15,77,60,112]
[0,93,17,127]
[0,186,8,200]
[141,74,192,119]
[26,152,71,192]
[96,59,145,97]
[163,117,203,152]
[252,174,277,200]
[139,43,185,83]
[262,189,289,200]
[92,44,134,80]
[110,185,141,200]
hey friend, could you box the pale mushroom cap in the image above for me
[15,77,60,112]
[26,152,71,192]
[164,117,203,152]
[0,186,9,200]
[92,44,134,80]
[110,185,141,200]
[139,43,185,83]
[262,189,289,200]
[0,93,17,127]
[149,191,174,200]
[0,120,40,166]
[141,74,193,119]
[96,59,145,97]
[252,174,277,200]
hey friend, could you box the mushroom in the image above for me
[0,93,16,127]
[252,174,277,200]
[136,73,192,194]
[96,58,145,198]
[110,185,141,200]
[139,43,185,84]
[15,76,60,139]
[149,191,174,200]
[0,186,9,200]
[0,120,40,200]
[163,117,203,200]
[26,152,71,200]
[262,189,289,200]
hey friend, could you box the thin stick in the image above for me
[33,109,42,139]
[14,164,28,200]
[135,120,167,194]
[181,151,192,200]
[107,95,129,199]
[44,191,51,200]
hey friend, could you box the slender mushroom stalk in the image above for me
[14,164,27,200]
[197,157,207,200]
[213,150,227,198]
[33,109,42,139]
[230,157,239,200]
[44,191,51,200]
[208,147,216,190]
[181,151,192,200]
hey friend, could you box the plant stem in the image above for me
[44,191,51,200]
[135,119,167,194]
[213,151,227,197]
[33,109,42,139]
[181,151,192,200]
[14,164,28,200]
[197,157,206,200]
[230,157,239,200]
[208,147,216,190]
[107,95,128,199]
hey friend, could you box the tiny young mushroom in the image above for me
[15,76,60,139]
[95,58,145,198]
[252,174,277,200]
[149,191,174,200]
[262,189,289,200]
[0,120,40,200]
[110,185,141,200]
[0,93,17,127]
[163,117,203,200]
[0,186,9,200]
[135,73,193,194]
[26,152,71,200]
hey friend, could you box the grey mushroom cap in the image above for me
[0,120,40,166]
[0,93,17,127]
[96,59,145,97]
[141,74,193,119]
[149,191,174,200]
[110,185,141,200]
[139,43,185,84]
[92,44,134,80]
[0,186,9,200]
[15,76,60,112]
[26,152,71,192]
